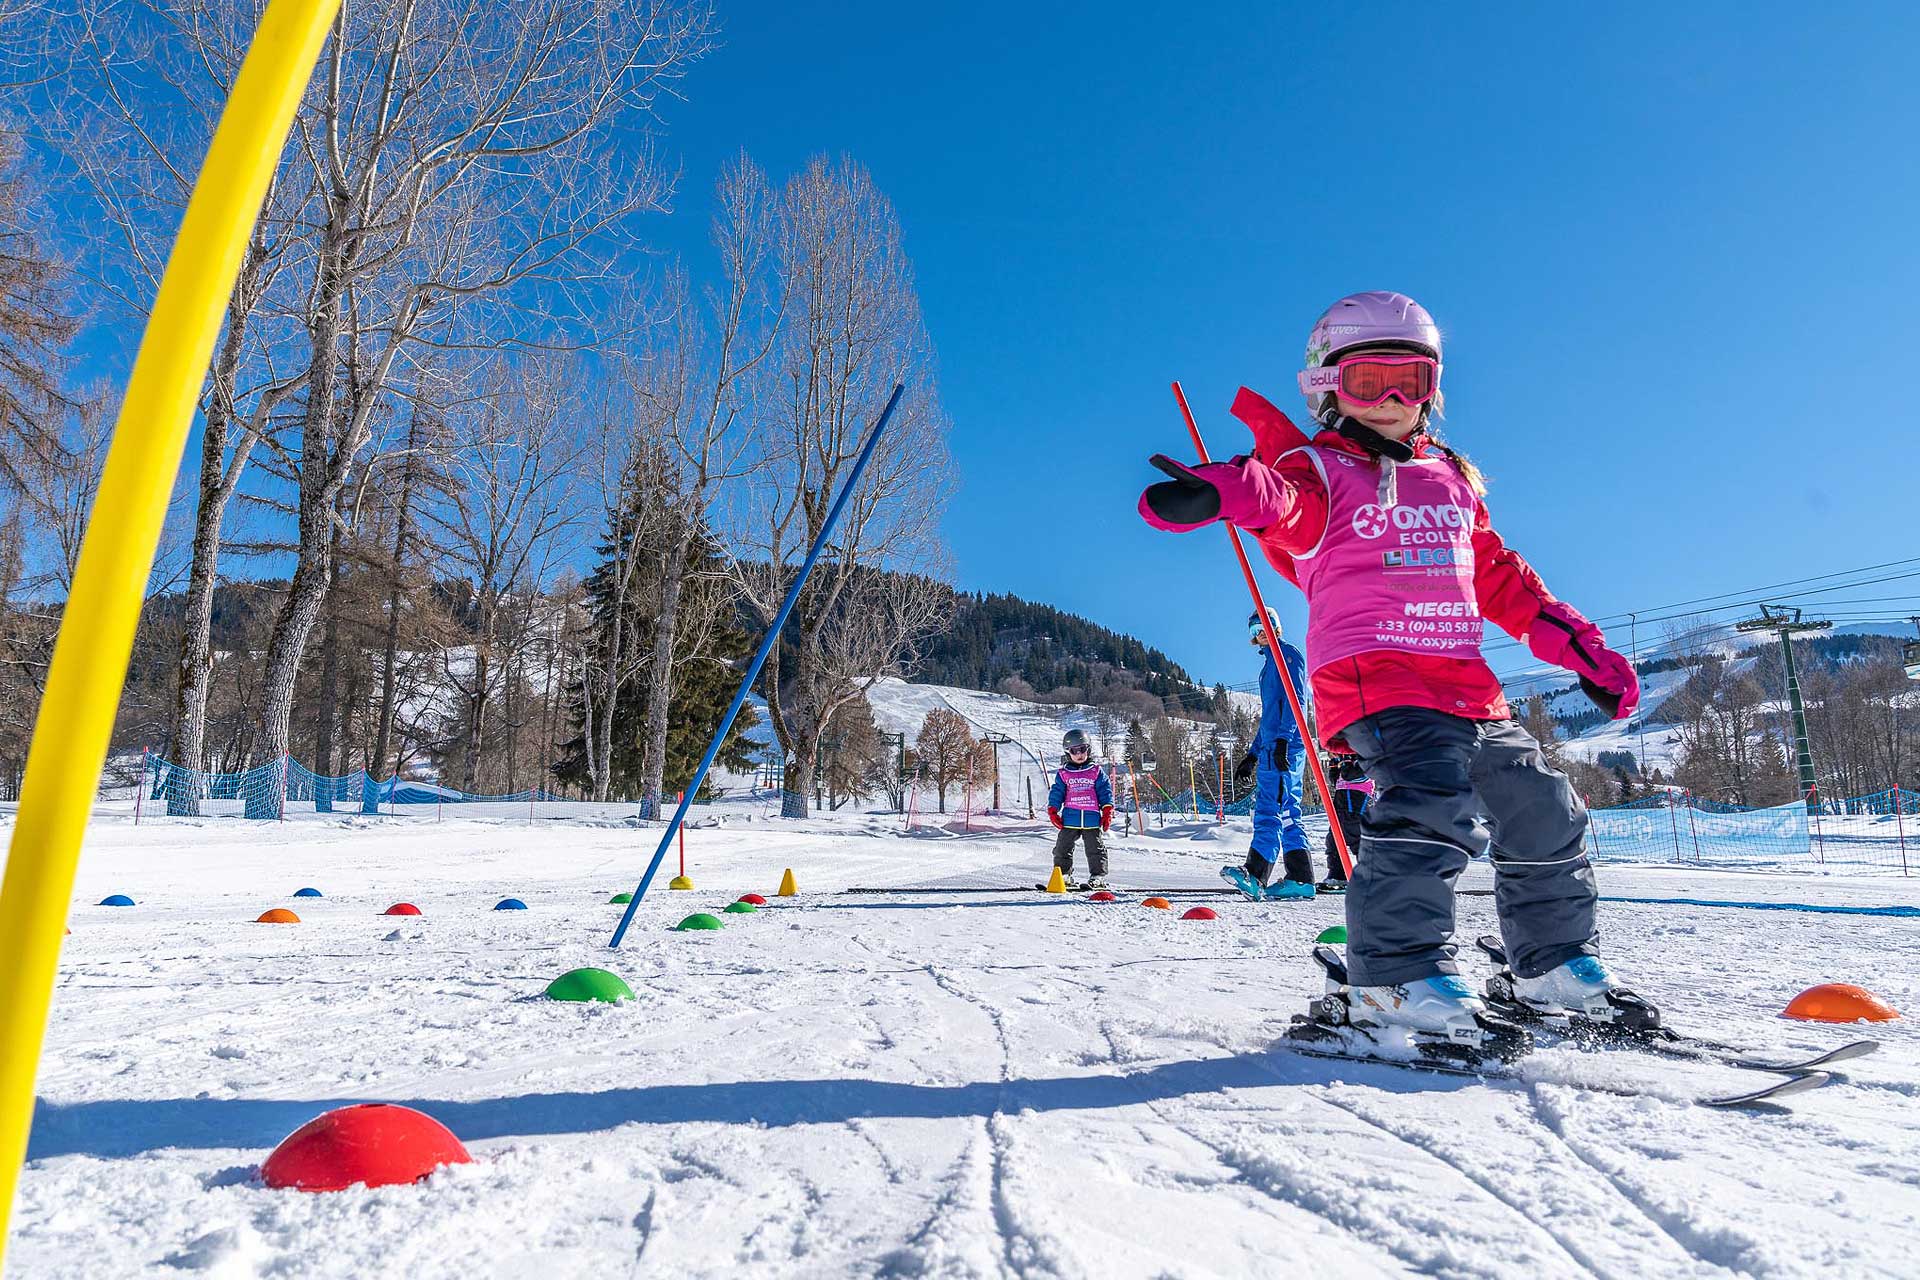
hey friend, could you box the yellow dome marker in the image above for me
[668,875,694,891]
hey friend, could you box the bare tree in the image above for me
[914,707,972,814]
[155,0,716,810]
[626,156,779,817]
[735,155,953,818]
[423,356,585,791]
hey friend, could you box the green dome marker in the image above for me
[722,901,757,914]
[673,913,724,931]
[1316,925,1348,944]
[608,892,633,904]
[545,967,635,1003]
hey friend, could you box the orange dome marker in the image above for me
[1141,897,1171,910]
[256,908,301,924]
[1781,983,1900,1023]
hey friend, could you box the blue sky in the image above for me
[636,2,1920,691]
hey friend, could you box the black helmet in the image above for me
[1062,728,1091,755]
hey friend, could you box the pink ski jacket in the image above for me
[1224,389,1574,750]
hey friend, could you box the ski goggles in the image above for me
[1065,743,1091,757]
[1297,353,1440,408]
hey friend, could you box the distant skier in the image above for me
[1318,753,1373,893]
[1138,290,1645,1047]
[1222,608,1316,901]
[1047,729,1113,890]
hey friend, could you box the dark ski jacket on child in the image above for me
[1141,390,1639,988]
[1048,761,1113,879]
[1248,640,1312,884]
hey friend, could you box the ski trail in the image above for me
[1306,1086,1625,1279]
[1528,1088,1746,1275]
[922,964,1070,1279]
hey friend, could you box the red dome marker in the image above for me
[262,1104,470,1192]
[738,893,768,906]
[383,902,421,916]
[1181,906,1218,921]
[1088,891,1118,902]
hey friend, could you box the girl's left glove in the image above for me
[1525,601,1641,720]
[1100,805,1114,833]
[1138,455,1291,533]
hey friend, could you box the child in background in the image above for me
[1319,754,1372,894]
[1047,729,1113,890]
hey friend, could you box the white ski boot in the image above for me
[1287,945,1529,1064]
[1476,937,1661,1034]
[1512,956,1627,1019]
[1349,974,1490,1044]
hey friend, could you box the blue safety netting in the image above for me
[142,753,568,819]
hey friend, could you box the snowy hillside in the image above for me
[865,678,1236,810]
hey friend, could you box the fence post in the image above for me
[134,747,147,826]
[1807,786,1827,865]
[278,754,288,823]
[962,756,973,834]
[1683,790,1702,863]
[1664,789,1681,862]
[1217,752,1226,825]
[1895,784,1908,877]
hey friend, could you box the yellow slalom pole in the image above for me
[0,0,340,1267]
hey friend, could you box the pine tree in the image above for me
[554,519,758,799]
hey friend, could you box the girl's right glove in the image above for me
[1047,806,1064,830]
[1525,601,1641,720]
[1138,455,1291,533]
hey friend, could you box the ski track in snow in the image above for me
[5,802,1920,1278]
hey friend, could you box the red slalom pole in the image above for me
[1169,382,1352,878]
[1216,751,1225,825]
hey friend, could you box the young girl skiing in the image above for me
[1047,729,1114,889]
[1138,290,1643,1047]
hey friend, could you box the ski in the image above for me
[1472,935,1882,1078]
[1280,1014,1838,1109]
[1282,944,1842,1108]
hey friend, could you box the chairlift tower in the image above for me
[1735,605,1830,803]
[982,732,1011,810]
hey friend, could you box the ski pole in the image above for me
[1169,382,1352,877]
[609,382,906,948]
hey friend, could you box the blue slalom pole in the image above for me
[608,381,906,948]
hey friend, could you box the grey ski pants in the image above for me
[1339,708,1597,986]
[1051,827,1108,878]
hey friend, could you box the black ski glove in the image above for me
[1233,750,1258,787]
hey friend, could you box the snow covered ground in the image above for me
[6,804,1919,1278]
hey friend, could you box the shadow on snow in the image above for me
[29,1048,1482,1161]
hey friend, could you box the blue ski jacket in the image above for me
[1256,641,1311,755]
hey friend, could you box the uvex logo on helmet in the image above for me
[1351,503,1475,540]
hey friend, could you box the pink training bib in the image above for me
[1059,764,1103,810]
[1288,446,1485,671]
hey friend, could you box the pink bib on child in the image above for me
[1288,446,1485,671]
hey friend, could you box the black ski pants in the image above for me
[1324,797,1362,882]
[1051,826,1108,878]
[1339,708,1597,986]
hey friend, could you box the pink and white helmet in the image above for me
[1302,291,1442,419]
